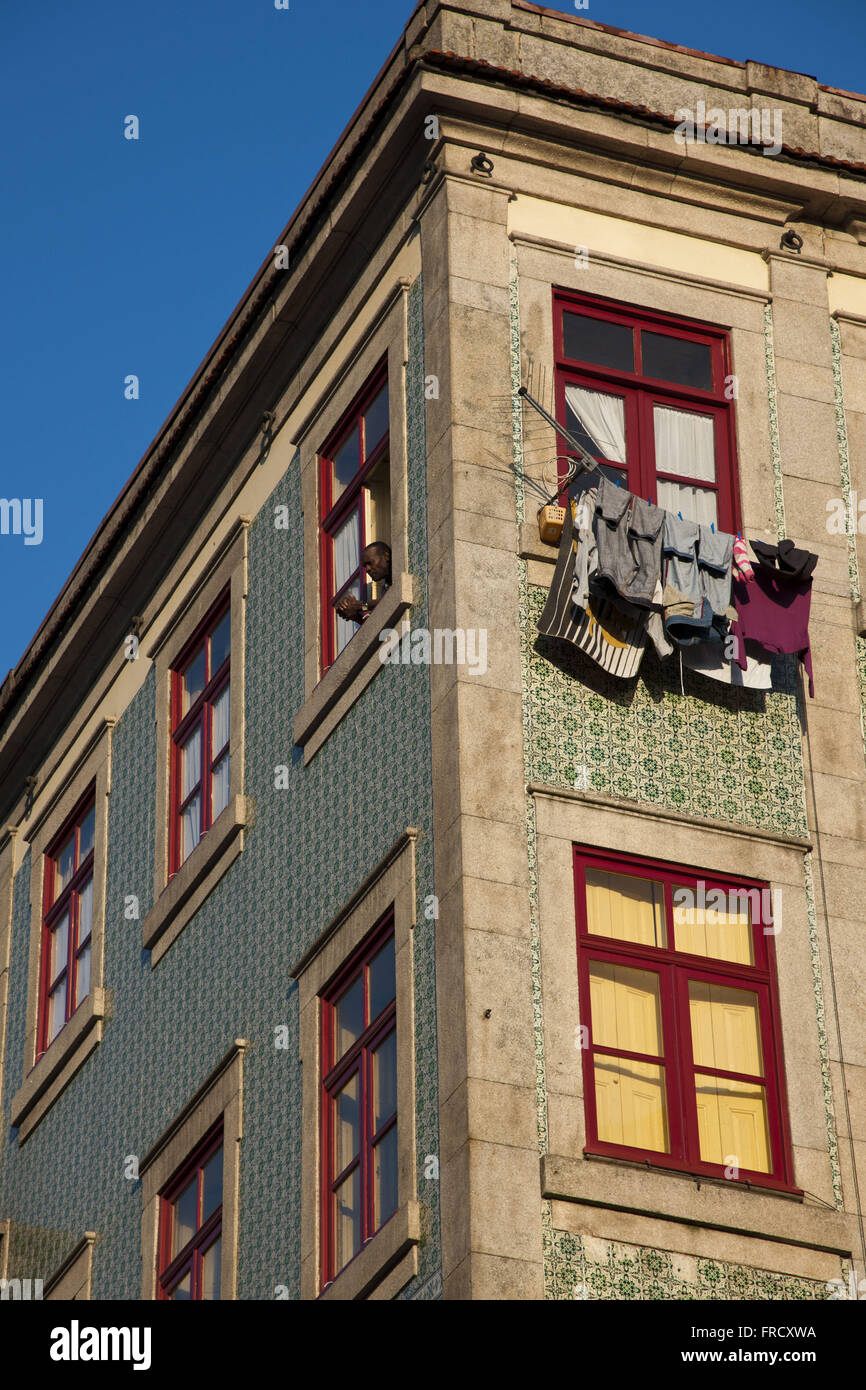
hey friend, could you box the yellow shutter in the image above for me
[586,869,666,948]
[689,981,770,1172]
[590,962,669,1153]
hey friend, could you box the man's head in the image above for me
[362,541,391,584]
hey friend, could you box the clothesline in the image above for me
[518,383,730,537]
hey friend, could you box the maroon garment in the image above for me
[730,567,814,695]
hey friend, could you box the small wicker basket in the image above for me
[537,503,565,545]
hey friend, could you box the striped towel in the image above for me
[537,497,648,679]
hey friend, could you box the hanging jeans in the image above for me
[593,476,664,606]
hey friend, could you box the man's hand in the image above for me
[334,594,366,622]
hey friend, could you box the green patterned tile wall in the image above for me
[545,1230,838,1301]
[0,276,440,1300]
[525,587,809,838]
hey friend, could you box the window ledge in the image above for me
[541,1153,851,1258]
[11,989,109,1141]
[519,520,560,564]
[317,1200,421,1301]
[142,795,247,964]
[293,573,414,764]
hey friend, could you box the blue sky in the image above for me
[2,0,864,675]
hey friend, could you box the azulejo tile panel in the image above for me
[524,586,808,839]
[546,1231,836,1301]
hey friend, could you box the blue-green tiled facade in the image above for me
[0,277,440,1299]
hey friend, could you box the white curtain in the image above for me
[654,406,717,526]
[657,480,718,528]
[565,385,627,463]
[333,511,360,591]
[654,406,715,481]
[212,684,230,754]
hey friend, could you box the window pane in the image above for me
[56,835,75,893]
[211,684,230,755]
[78,877,93,943]
[642,331,713,390]
[656,479,718,529]
[331,430,360,502]
[590,961,664,1056]
[689,982,764,1077]
[332,510,361,593]
[334,976,363,1060]
[169,1270,192,1300]
[695,1074,770,1172]
[334,1073,360,1175]
[78,805,95,861]
[368,936,395,1021]
[181,795,201,863]
[201,1147,223,1224]
[373,1126,398,1229]
[212,754,230,822]
[372,1029,397,1131]
[673,885,753,965]
[180,728,202,800]
[201,1236,221,1300]
[50,913,69,983]
[210,611,230,674]
[333,1168,361,1274]
[181,645,207,715]
[564,385,627,464]
[585,869,666,948]
[336,578,362,658]
[75,942,91,1008]
[594,1056,669,1153]
[653,406,716,482]
[172,1178,198,1258]
[563,312,634,372]
[363,386,389,457]
[48,983,66,1043]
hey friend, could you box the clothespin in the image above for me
[737,531,742,540]
[677,511,683,521]
[710,522,715,533]
[615,477,621,487]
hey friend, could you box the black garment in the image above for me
[749,538,818,580]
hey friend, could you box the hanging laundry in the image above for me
[681,638,773,689]
[571,487,598,611]
[538,496,648,678]
[592,476,664,607]
[729,540,817,695]
[697,524,734,621]
[732,534,754,583]
[749,538,818,580]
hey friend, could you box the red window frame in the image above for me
[157,1122,223,1300]
[169,591,231,878]
[37,788,96,1058]
[318,362,389,672]
[553,289,742,533]
[319,910,397,1290]
[574,846,799,1194]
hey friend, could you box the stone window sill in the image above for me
[293,573,414,764]
[142,795,247,965]
[11,989,109,1142]
[317,1200,421,1301]
[541,1153,851,1257]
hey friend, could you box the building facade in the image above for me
[1,0,865,1301]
